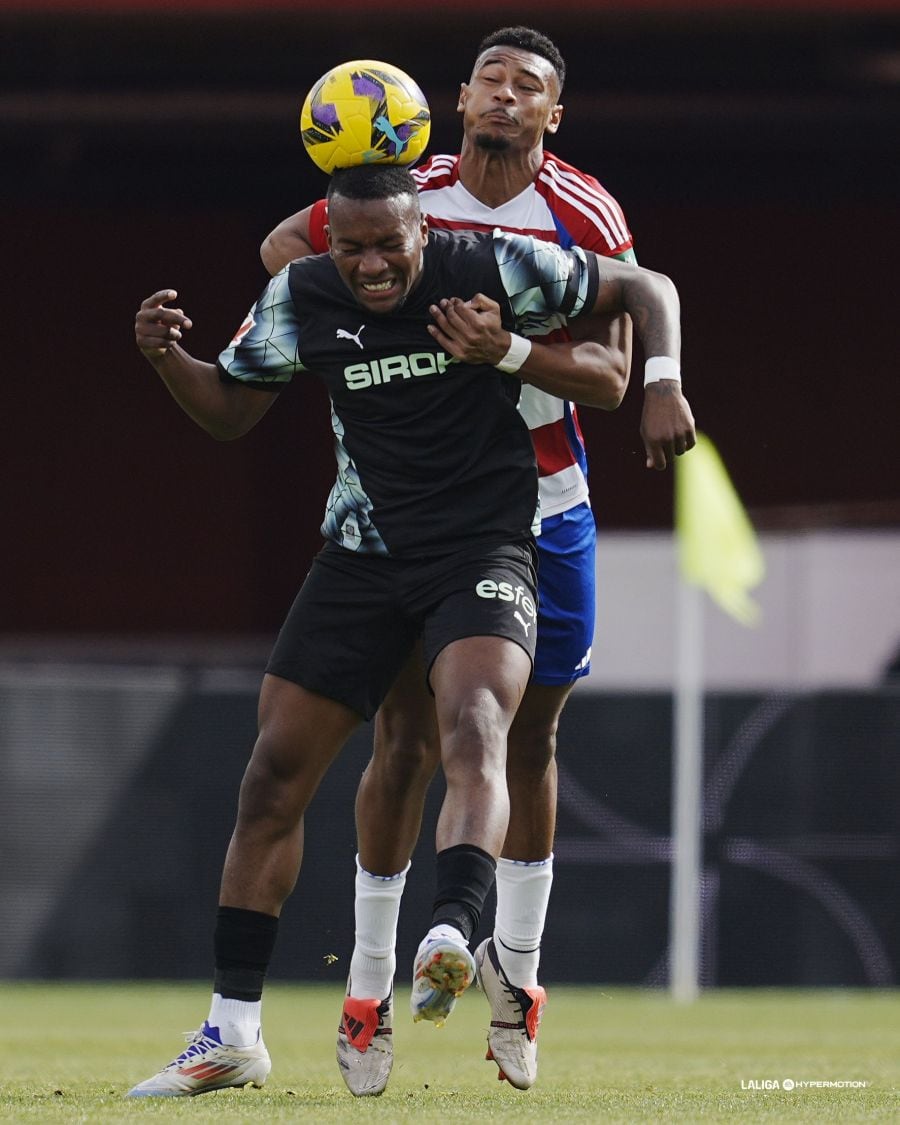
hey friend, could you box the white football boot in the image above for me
[410,934,476,1026]
[475,937,547,1090]
[336,989,394,1096]
[125,1021,270,1097]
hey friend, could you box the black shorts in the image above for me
[266,539,538,720]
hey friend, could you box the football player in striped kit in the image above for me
[261,27,694,1094]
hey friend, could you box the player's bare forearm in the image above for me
[518,337,628,410]
[148,346,251,441]
[135,290,275,440]
[427,298,630,409]
[531,309,631,409]
[260,207,317,275]
[589,256,696,470]
[592,257,681,365]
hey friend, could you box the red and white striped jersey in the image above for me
[307,150,633,519]
[412,151,633,518]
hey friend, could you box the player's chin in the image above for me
[473,130,513,152]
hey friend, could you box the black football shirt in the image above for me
[218,228,598,558]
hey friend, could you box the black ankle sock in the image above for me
[213,906,279,1001]
[431,844,496,943]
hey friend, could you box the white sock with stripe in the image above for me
[348,856,409,999]
[493,855,553,988]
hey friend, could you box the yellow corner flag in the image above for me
[675,432,765,626]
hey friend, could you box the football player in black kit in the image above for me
[127,164,684,1098]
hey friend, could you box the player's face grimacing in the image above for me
[326,195,429,314]
[458,47,562,154]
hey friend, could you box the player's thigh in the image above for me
[373,640,440,765]
[422,541,538,723]
[431,634,533,732]
[252,672,362,795]
[533,505,597,686]
[266,542,419,721]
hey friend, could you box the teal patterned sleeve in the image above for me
[217,267,306,390]
[490,229,600,337]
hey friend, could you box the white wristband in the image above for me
[496,333,532,374]
[644,356,681,386]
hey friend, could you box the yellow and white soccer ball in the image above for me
[300,59,431,175]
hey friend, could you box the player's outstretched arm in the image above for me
[590,256,696,469]
[430,258,679,397]
[427,298,630,410]
[260,206,317,275]
[135,290,278,440]
[546,309,632,410]
[590,256,681,362]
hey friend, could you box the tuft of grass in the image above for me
[0,983,897,1122]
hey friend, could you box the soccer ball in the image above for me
[300,59,431,175]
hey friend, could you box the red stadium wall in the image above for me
[3,1,899,10]
[4,196,895,632]
[3,6,898,633]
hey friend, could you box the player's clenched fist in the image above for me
[135,290,193,358]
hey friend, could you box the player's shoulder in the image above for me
[537,151,633,255]
[288,245,334,271]
[537,151,627,211]
[427,225,492,256]
[539,151,615,194]
[287,247,339,292]
[431,225,575,263]
[411,153,460,191]
[424,227,504,295]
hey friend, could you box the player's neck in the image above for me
[457,141,544,209]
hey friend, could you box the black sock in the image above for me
[213,906,279,1001]
[431,844,496,943]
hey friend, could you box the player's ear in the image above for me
[420,217,429,245]
[545,103,563,135]
[457,82,469,113]
[324,224,333,252]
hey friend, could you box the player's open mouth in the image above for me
[359,279,401,304]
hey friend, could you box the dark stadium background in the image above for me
[1,1,898,990]
[2,0,898,633]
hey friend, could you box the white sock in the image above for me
[493,855,553,988]
[421,922,467,950]
[348,856,409,999]
[207,994,261,1047]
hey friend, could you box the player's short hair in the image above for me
[476,26,566,92]
[327,165,421,212]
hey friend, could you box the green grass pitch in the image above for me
[0,983,897,1122]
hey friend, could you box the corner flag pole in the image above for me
[670,576,704,1003]
[670,433,765,1003]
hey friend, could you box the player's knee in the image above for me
[374,708,439,780]
[441,703,508,780]
[236,734,311,829]
[507,719,558,779]
[370,738,439,793]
